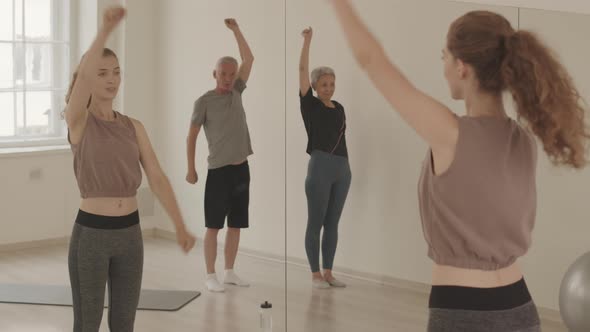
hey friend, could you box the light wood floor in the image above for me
[0,236,567,331]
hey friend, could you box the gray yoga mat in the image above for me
[0,284,200,311]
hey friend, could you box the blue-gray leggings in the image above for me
[305,150,351,273]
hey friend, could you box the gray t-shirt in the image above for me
[191,78,253,169]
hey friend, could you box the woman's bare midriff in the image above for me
[80,197,138,217]
[432,262,523,288]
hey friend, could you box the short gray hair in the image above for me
[216,56,238,69]
[311,66,335,88]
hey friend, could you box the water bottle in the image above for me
[259,301,272,332]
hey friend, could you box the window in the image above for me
[0,0,71,147]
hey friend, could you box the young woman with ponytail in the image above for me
[65,6,195,331]
[328,1,589,331]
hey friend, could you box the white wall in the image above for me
[0,0,159,246]
[286,0,590,311]
[122,0,158,141]
[518,8,590,310]
[453,0,590,14]
[1,0,588,315]
[0,151,80,244]
[76,0,97,54]
[286,0,516,284]
[153,0,286,258]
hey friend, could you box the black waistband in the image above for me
[310,149,349,161]
[209,160,249,172]
[429,278,532,311]
[75,209,140,229]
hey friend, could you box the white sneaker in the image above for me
[327,278,347,288]
[224,269,250,287]
[312,279,331,289]
[206,273,225,292]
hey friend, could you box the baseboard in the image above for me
[0,236,71,252]
[149,228,563,324]
[283,255,432,294]
[0,228,564,325]
[0,228,157,252]
[153,228,176,241]
[153,228,289,264]
[536,306,564,324]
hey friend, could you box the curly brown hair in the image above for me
[448,11,589,169]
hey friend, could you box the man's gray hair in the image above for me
[216,56,238,69]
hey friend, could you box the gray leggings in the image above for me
[428,278,541,332]
[305,150,351,273]
[68,210,143,332]
[428,301,541,332]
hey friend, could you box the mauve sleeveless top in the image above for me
[69,111,142,198]
[418,116,537,270]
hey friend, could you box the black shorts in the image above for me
[204,161,250,229]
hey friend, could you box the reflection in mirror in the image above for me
[0,0,286,331]
[286,0,589,331]
[518,7,590,332]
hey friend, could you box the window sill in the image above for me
[0,144,71,158]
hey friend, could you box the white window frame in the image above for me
[0,0,74,149]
